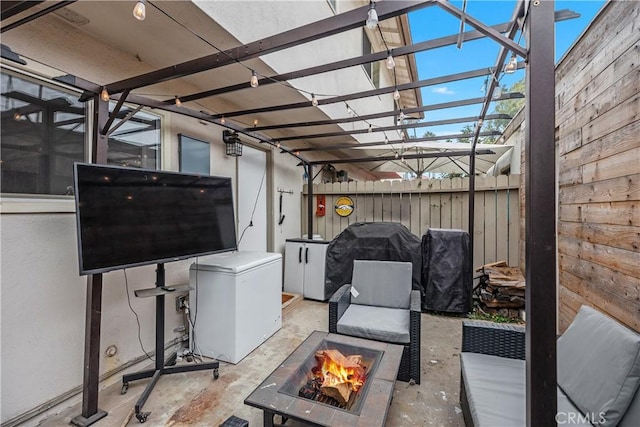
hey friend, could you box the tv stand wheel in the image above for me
[121,382,129,395]
[213,368,219,380]
[136,412,150,423]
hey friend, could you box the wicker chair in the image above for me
[328,260,421,384]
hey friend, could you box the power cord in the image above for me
[123,269,154,362]
[237,165,267,246]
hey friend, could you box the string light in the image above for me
[399,110,405,121]
[311,93,318,107]
[253,119,259,127]
[480,78,488,93]
[504,53,518,74]
[346,104,354,116]
[220,117,225,124]
[133,0,146,21]
[100,87,109,102]
[250,70,259,88]
[174,96,182,107]
[365,1,378,29]
[13,112,22,120]
[384,136,389,144]
[493,85,503,99]
[368,124,373,133]
[386,51,396,69]
[276,142,281,148]
[393,88,401,101]
[395,152,399,159]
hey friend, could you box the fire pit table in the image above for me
[244,331,404,427]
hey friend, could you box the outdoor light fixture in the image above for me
[504,53,518,74]
[311,93,318,107]
[386,51,396,69]
[174,96,182,107]
[222,130,243,157]
[365,1,378,29]
[100,87,109,101]
[250,70,259,88]
[133,0,146,21]
[393,88,401,101]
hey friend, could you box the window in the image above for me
[1,70,86,195]
[106,105,161,170]
[362,31,380,88]
[179,134,210,174]
[1,70,162,196]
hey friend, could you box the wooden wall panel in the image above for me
[303,176,520,268]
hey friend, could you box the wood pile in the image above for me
[475,261,526,313]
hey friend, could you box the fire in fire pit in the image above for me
[300,349,367,407]
[279,339,383,414]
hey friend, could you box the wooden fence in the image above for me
[302,175,520,268]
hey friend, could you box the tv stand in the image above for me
[121,263,219,423]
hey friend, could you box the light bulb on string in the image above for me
[480,78,487,93]
[100,87,109,102]
[368,124,373,133]
[133,0,146,21]
[384,136,389,144]
[311,93,318,107]
[253,119,259,127]
[220,117,225,124]
[399,110,405,121]
[174,96,182,107]
[393,88,401,101]
[365,2,378,29]
[386,51,396,69]
[276,142,281,148]
[250,70,259,88]
[346,104,354,116]
[395,152,399,159]
[493,85,503,99]
[504,53,518,74]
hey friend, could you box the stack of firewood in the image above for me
[475,261,526,315]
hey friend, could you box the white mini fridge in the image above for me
[189,251,282,364]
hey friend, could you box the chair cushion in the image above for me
[350,260,412,309]
[460,352,525,427]
[461,353,592,427]
[619,387,640,427]
[336,304,410,344]
[557,305,640,427]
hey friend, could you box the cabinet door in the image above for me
[303,243,328,300]
[283,242,304,294]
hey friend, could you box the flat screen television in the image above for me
[73,163,237,275]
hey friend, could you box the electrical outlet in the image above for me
[175,295,188,312]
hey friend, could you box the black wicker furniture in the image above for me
[328,260,421,384]
[460,306,640,427]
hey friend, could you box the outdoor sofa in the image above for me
[460,305,640,426]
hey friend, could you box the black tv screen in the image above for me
[74,163,237,275]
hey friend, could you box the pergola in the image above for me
[1,1,558,425]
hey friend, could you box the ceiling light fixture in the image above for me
[311,93,318,107]
[504,53,518,74]
[365,1,378,29]
[133,0,146,21]
[386,51,396,69]
[250,70,259,88]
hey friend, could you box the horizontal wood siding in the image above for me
[556,1,640,332]
[302,175,520,269]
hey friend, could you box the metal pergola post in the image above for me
[525,0,557,425]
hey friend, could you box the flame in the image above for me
[314,350,366,392]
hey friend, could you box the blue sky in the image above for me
[407,0,606,137]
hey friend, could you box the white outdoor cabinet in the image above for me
[283,239,330,301]
[189,251,282,364]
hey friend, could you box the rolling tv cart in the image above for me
[121,263,220,423]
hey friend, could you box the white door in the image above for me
[237,145,267,252]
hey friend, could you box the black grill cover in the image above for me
[421,228,472,313]
[325,222,423,299]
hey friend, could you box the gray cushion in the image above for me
[460,352,525,427]
[557,305,640,427]
[350,260,412,309]
[618,387,640,427]
[336,304,410,344]
[557,388,593,426]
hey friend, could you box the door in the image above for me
[283,241,304,294]
[303,243,328,300]
[237,145,267,251]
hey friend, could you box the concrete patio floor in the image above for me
[37,299,466,427]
